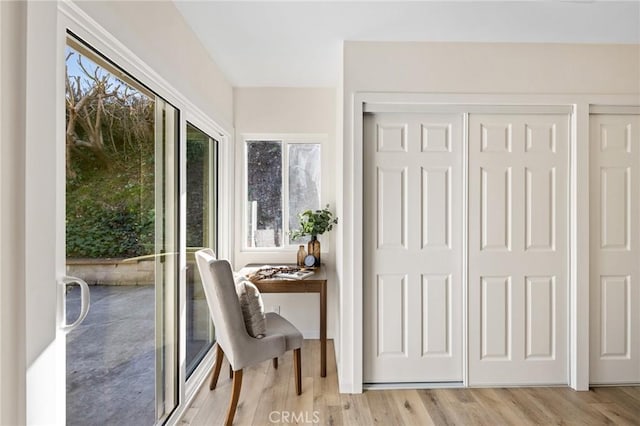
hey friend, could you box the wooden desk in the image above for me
[238,264,328,377]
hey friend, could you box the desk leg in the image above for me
[320,281,327,377]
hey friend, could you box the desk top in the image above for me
[238,263,327,283]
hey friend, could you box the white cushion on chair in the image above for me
[235,279,267,338]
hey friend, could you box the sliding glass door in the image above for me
[64,36,214,425]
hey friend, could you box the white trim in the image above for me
[345,92,640,394]
[363,103,573,115]
[570,103,590,391]
[24,1,64,423]
[590,105,640,115]
[177,111,187,420]
[166,347,217,426]
[55,7,68,424]
[240,133,326,252]
[0,1,4,417]
[242,132,327,143]
[352,96,364,393]
[461,112,469,387]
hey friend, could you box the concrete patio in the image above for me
[66,285,155,426]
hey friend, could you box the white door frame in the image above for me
[342,92,640,393]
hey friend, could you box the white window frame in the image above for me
[242,133,324,251]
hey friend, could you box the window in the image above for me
[244,137,321,249]
[185,122,217,377]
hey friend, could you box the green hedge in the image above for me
[66,201,154,258]
[65,119,155,259]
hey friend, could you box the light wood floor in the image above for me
[181,340,640,425]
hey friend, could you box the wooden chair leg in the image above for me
[293,348,301,395]
[209,344,224,390]
[225,369,243,426]
[273,357,278,369]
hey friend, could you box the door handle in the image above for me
[60,276,91,334]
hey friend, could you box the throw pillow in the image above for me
[236,279,267,338]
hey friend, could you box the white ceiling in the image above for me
[174,1,640,87]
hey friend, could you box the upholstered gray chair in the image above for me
[195,249,303,426]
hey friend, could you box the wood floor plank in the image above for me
[232,363,268,426]
[601,387,640,412]
[314,340,340,408]
[542,387,615,425]
[504,387,560,424]
[591,402,637,426]
[365,389,405,425]
[322,405,344,426]
[191,362,233,426]
[390,389,436,426]
[417,389,456,426]
[253,352,292,425]
[339,393,375,425]
[592,388,640,423]
[619,386,640,404]
[471,388,536,426]
[278,375,314,426]
[182,341,640,426]
[447,389,504,426]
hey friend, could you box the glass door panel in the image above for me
[64,37,177,425]
[185,123,217,377]
[155,98,179,421]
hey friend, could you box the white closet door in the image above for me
[590,113,640,384]
[468,113,568,385]
[363,112,463,383]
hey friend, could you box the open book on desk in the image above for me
[274,269,315,280]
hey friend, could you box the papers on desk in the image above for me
[244,265,315,282]
[274,269,315,280]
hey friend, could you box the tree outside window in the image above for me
[245,138,321,248]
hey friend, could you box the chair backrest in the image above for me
[195,249,248,365]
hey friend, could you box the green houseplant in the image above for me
[290,205,338,266]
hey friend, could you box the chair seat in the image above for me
[265,312,303,352]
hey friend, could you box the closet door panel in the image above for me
[364,112,463,383]
[469,113,568,385]
[590,113,640,384]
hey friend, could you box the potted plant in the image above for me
[290,204,338,266]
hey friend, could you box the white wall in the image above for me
[343,42,640,94]
[233,87,337,339]
[339,41,640,392]
[0,0,234,423]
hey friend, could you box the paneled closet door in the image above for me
[468,113,569,385]
[363,112,463,383]
[590,113,640,384]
